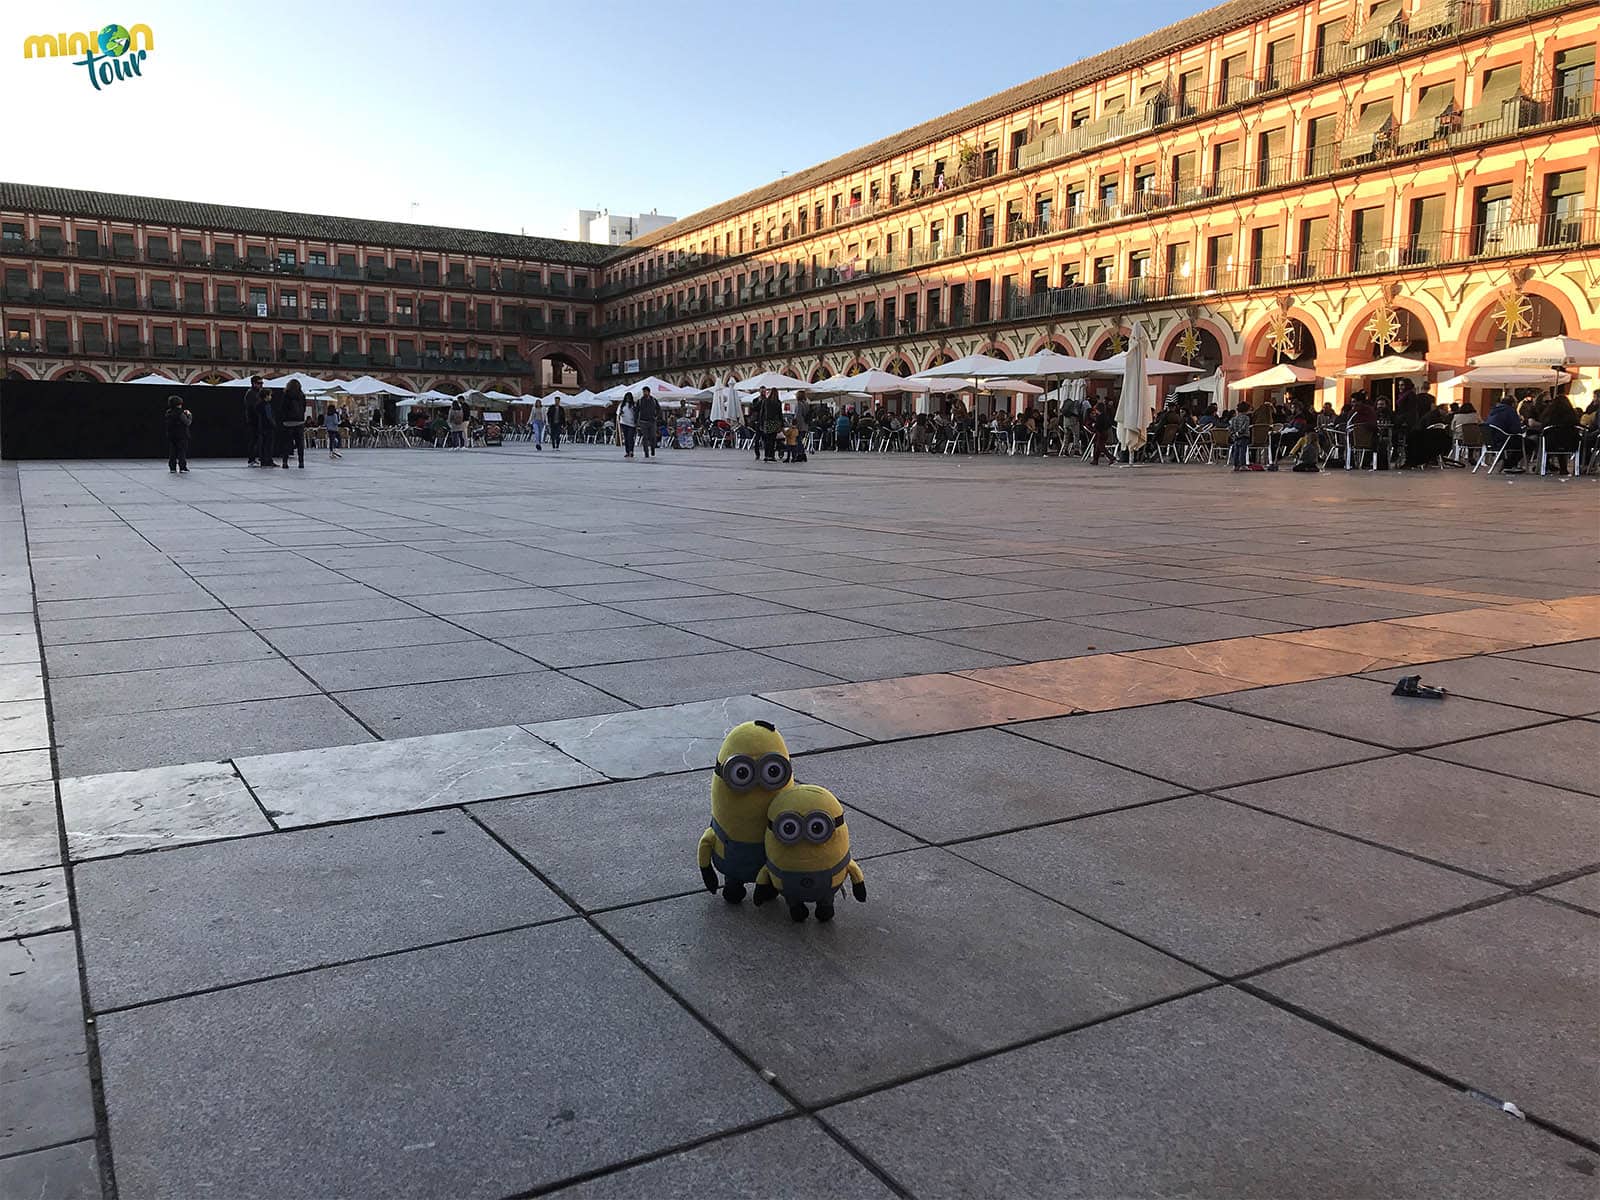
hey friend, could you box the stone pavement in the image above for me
[1,445,1597,1199]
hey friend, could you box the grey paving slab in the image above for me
[1223,755,1600,884]
[599,848,1205,1105]
[501,623,728,668]
[48,659,318,720]
[799,728,1183,842]
[97,922,787,1200]
[929,618,1168,660]
[234,596,424,629]
[0,866,71,937]
[289,639,542,690]
[523,694,857,780]
[54,694,375,776]
[0,699,49,751]
[0,932,95,1157]
[39,608,248,645]
[1423,719,1599,796]
[543,1118,896,1200]
[193,581,375,608]
[866,572,1044,599]
[1499,638,1600,673]
[0,664,44,703]
[1076,604,1298,642]
[608,593,794,622]
[59,761,270,860]
[1203,675,1557,750]
[569,650,841,707]
[0,781,59,873]
[845,598,1038,633]
[1095,578,1272,606]
[1541,871,1600,914]
[678,611,888,648]
[452,603,651,638]
[334,671,626,739]
[0,637,42,667]
[237,725,603,825]
[475,771,916,911]
[823,987,1594,1200]
[76,809,572,1009]
[1362,655,1600,716]
[43,629,278,677]
[558,578,717,603]
[1008,701,1385,791]
[1256,898,1600,1140]
[764,632,1016,681]
[0,747,53,788]
[1201,593,1422,628]
[958,795,1498,974]
[0,1139,102,1200]
[258,614,480,655]
[407,586,591,615]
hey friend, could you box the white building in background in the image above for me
[575,209,677,246]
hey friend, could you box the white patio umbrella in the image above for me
[334,375,416,397]
[1342,355,1431,379]
[911,353,1018,381]
[265,372,340,393]
[567,389,600,407]
[1469,336,1600,369]
[735,370,810,391]
[1095,351,1198,378]
[1173,369,1225,404]
[808,370,932,396]
[987,350,1100,378]
[1115,326,1155,455]
[124,372,181,384]
[1227,363,1321,391]
[407,389,455,405]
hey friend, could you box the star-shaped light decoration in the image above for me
[1106,330,1127,355]
[1365,303,1402,352]
[1176,327,1202,364]
[1492,290,1533,346]
[1265,312,1298,362]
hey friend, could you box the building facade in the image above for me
[576,209,679,246]
[593,0,1599,407]
[0,186,609,391]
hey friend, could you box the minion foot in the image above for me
[722,881,747,903]
[815,902,835,923]
[788,901,809,923]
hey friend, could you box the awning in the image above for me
[1397,86,1455,146]
[1462,70,1524,127]
[1342,101,1395,160]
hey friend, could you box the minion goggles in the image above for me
[712,753,792,791]
[769,809,846,845]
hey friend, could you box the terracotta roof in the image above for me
[619,0,1302,255]
[0,181,614,267]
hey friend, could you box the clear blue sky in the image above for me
[5,0,1199,241]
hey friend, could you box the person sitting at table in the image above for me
[1484,394,1526,473]
[1450,401,1481,435]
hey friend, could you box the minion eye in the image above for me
[722,756,756,789]
[758,754,792,789]
[804,812,834,843]
[773,813,803,844]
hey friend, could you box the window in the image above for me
[310,292,329,316]
[1093,256,1114,285]
[45,320,70,351]
[281,332,301,358]
[1171,151,1197,198]
[275,247,295,268]
[213,243,237,266]
[365,254,386,277]
[250,331,271,361]
[1251,225,1284,285]
[1166,241,1192,282]
[39,226,62,252]
[475,265,492,289]
[1256,128,1287,186]
[1306,114,1339,174]
[42,270,66,299]
[1206,233,1235,289]
[6,318,32,348]
[1177,70,1202,114]
[183,281,205,312]
[117,324,139,352]
[180,238,204,263]
[150,280,173,309]
[1554,45,1596,119]
[76,228,101,257]
[278,290,298,315]
[422,260,440,284]
[112,231,135,258]
[1473,182,1514,252]
[1,221,22,245]
[339,294,359,320]
[1544,169,1588,245]
[1351,205,1388,268]
[1297,216,1330,277]
[80,323,106,353]
[1212,140,1239,186]
[114,276,137,304]
[153,326,175,353]
[217,283,238,308]
[219,330,240,359]
[1219,52,1249,105]
[308,250,328,267]
[78,274,104,302]
[147,235,170,261]
[1408,195,1445,262]
[336,253,358,276]
[396,296,414,319]
[1098,173,1119,208]
[1315,18,1347,74]
[1265,37,1295,89]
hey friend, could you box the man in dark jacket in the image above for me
[548,397,566,449]
[244,375,267,466]
[756,387,783,462]
[165,396,192,474]
[637,386,662,459]
[1483,394,1525,473]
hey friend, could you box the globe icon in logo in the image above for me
[98,24,131,56]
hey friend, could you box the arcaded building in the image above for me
[594,0,1598,403]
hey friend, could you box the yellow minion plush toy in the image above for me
[752,783,866,923]
[698,720,794,902]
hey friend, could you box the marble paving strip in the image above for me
[958,653,1248,711]
[0,866,71,937]
[1124,638,1405,688]
[1263,621,1526,662]
[236,725,604,826]
[762,673,1070,740]
[60,761,270,861]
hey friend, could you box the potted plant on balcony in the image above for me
[956,143,978,183]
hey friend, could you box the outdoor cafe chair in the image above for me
[1539,427,1582,477]
[1348,424,1380,471]
[1473,430,1523,474]
[1450,423,1485,467]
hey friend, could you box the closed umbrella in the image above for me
[1115,326,1154,456]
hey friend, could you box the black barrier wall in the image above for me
[0,380,251,460]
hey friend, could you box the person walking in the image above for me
[617,390,638,457]
[323,402,344,460]
[531,399,546,450]
[757,386,783,462]
[277,379,308,468]
[548,396,565,449]
[165,395,192,474]
[637,386,662,459]
[752,388,769,461]
[244,374,266,466]
[447,398,469,449]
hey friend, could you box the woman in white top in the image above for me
[617,391,638,458]
[447,400,469,449]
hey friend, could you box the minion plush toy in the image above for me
[699,720,794,902]
[752,784,866,922]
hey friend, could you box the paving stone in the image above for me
[1361,655,1600,716]
[0,866,70,937]
[76,809,572,1009]
[59,761,269,860]
[570,650,842,708]
[234,596,424,629]
[44,630,278,677]
[335,671,626,739]
[0,635,41,665]
[845,598,1038,633]
[678,611,888,648]
[1203,675,1556,749]
[1256,898,1600,1140]
[764,632,1016,680]
[289,640,542,691]
[957,795,1498,974]
[96,922,787,1200]
[1423,719,1599,796]
[502,624,729,668]
[39,608,248,645]
[763,582,937,610]
[475,771,916,911]
[960,653,1246,710]
[0,699,49,751]
[823,988,1594,1199]
[1009,700,1382,791]
[608,593,794,622]
[929,618,1167,659]
[543,1118,896,1200]
[0,664,44,703]
[0,932,95,1156]
[0,781,59,873]
[598,848,1205,1105]
[1128,636,1402,686]
[876,572,1045,599]
[1076,606,1298,642]
[453,604,652,638]
[48,659,319,720]
[0,1139,102,1200]
[53,694,375,776]
[1500,638,1600,673]
[1540,871,1600,914]
[408,586,585,615]
[799,728,1183,842]
[0,747,53,788]
[1223,755,1600,884]
[259,615,480,655]
[237,725,603,824]
[523,694,857,780]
